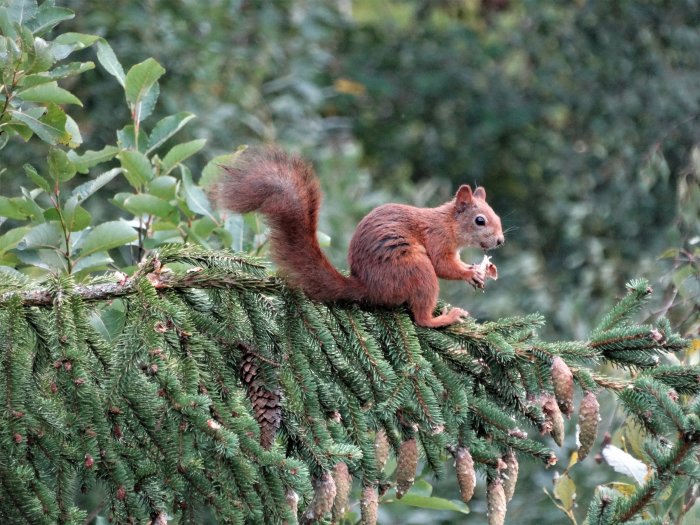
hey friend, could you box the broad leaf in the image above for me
[95,39,125,86]
[122,193,175,218]
[70,168,121,201]
[200,149,245,189]
[146,112,195,153]
[16,221,65,251]
[54,32,100,49]
[119,150,153,188]
[68,145,119,173]
[26,5,74,36]
[9,105,67,145]
[23,164,51,193]
[74,221,137,258]
[0,226,31,254]
[125,57,165,106]
[47,148,76,182]
[161,139,206,175]
[180,166,214,219]
[385,494,469,514]
[18,81,82,105]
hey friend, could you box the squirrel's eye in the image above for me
[475,215,486,226]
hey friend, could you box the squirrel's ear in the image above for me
[455,185,473,212]
[474,186,487,200]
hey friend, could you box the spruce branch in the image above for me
[0,248,692,525]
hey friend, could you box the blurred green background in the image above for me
[3,1,699,522]
[46,0,697,341]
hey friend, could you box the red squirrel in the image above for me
[215,147,504,328]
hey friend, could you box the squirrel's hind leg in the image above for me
[406,267,468,328]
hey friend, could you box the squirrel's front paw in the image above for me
[466,266,486,289]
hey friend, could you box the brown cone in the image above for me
[551,357,575,417]
[332,462,352,521]
[502,450,518,502]
[360,486,378,525]
[577,391,600,460]
[239,346,282,449]
[455,447,476,503]
[487,478,507,525]
[542,394,565,447]
[395,438,418,499]
[303,471,336,523]
[375,428,390,471]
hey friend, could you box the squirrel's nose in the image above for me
[496,236,504,247]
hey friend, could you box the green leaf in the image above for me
[54,32,100,49]
[117,125,148,152]
[146,112,195,153]
[0,197,29,219]
[18,81,82,105]
[384,494,469,513]
[95,39,125,86]
[22,62,95,87]
[74,221,137,258]
[125,57,165,107]
[180,165,214,219]
[0,226,31,254]
[161,139,206,175]
[4,0,38,24]
[70,168,121,201]
[122,193,175,218]
[149,175,177,199]
[23,164,51,193]
[16,221,65,251]
[72,252,112,274]
[62,196,91,231]
[200,149,245,189]
[133,81,159,123]
[118,150,153,188]
[26,5,74,36]
[68,145,119,173]
[47,148,77,182]
[9,105,68,145]
[28,36,54,72]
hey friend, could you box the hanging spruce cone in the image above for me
[375,428,390,471]
[455,447,476,503]
[360,486,378,525]
[577,391,600,460]
[239,345,282,449]
[303,471,336,523]
[542,394,565,447]
[502,450,518,502]
[551,356,575,417]
[285,489,299,525]
[487,478,507,525]
[332,462,352,521]
[395,437,418,499]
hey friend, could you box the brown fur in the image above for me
[215,147,504,327]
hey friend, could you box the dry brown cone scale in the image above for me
[238,344,282,449]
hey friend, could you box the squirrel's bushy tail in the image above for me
[216,147,364,302]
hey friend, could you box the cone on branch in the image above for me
[455,446,476,503]
[360,485,379,525]
[577,391,600,460]
[542,394,565,447]
[285,489,299,525]
[487,478,507,525]
[374,428,390,471]
[239,345,282,449]
[395,437,418,499]
[551,356,575,417]
[502,450,518,502]
[332,462,352,521]
[303,471,336,523]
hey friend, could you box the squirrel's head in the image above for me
[454,185,504,250]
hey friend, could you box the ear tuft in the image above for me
[473,186,487,200]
